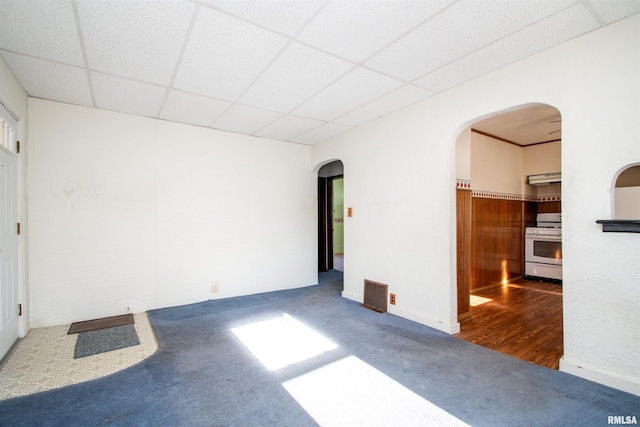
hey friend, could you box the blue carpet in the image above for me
[0,271,638,426]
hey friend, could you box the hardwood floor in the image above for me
[455,278,563,370]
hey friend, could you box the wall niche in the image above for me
[596,164,640,233]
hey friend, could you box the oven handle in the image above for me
[525,234,562,241]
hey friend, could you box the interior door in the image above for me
[0,146,19,360]
[317,177,333,272]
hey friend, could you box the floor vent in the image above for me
[362,280,388,313]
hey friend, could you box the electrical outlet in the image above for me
[390,293,396,305]
[211,282,219,293]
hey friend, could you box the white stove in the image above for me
[525,213,562,281]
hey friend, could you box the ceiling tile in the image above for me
[239,42,353,114]
[213,104,283,135]
[254,115,325,141]
[174,7,288,101]
[291,122,352,145]
[159,90,231,127]
[292,67,404,121]
[77,0,194,86]
[365,0,574,82]
[414,4,600,92]
[0,0,84,66]
[336,84,434,127]
[297,0,453,63]
[91,73,167,118]
[201,0,325,36]
[0,52,92,106]
[586,0,640,24]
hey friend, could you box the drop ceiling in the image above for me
[1,0,638,145]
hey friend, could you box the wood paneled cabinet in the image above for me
[456,192,559,319]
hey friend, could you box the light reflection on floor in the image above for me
[284,355,469,426]
[469,295,493,307]
[233,313,470,426]
[231,313,337,371]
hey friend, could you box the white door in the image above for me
[0,105,19,360]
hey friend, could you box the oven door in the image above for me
[525,235,562,266]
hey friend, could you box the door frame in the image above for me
[318,173,344,272]
[0,100,26,342]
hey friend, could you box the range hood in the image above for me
[528,172,561,186]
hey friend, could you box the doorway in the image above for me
[317,160,344,273]
[0,102,20,361]
[454,104,563,369]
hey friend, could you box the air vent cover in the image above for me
[362,280,388,313]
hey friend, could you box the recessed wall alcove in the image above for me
[596,164,640,233]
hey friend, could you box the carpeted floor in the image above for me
[0,270,638,426]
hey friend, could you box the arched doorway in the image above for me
[317,160,344,273]
[454,104,564,369]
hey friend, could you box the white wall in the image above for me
[524,140,562,199]
[523,140,561,176]
[470,131,523,195]
[27,99,317,327]
[0,57,29,335]
[455,128,471,182]
[615,187,640,219]
[311,15,640,394]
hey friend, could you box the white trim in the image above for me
[342,290,461,334]
[560,357,640,397]
[0,99,26,338]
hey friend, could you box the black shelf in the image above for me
[595,220,640,233]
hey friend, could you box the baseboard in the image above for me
[560,358,640,396]
[341,290,361,302]
[394,307,460,334]
[341,290,460,334]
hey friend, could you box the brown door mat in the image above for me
[67,313,134,335]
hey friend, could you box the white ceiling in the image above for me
[472,104,562,146]
[1,0,638,145]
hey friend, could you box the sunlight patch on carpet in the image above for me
[283,355,470,426]
[231,313,338,371]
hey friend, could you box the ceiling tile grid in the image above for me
[200,0,326,37]
[0,0,84,67]
[295,0,455,63]
[414,3,601,92]
[91,72,168,118]
[0,0,638,145]
[254,115,326,142]
[212,104,283,136]
[292,67,405,122]
[238,41,354,114]
[159,89,231,128]
[76,0,195,86]
[0,52,93,107]
[173,6,289,101]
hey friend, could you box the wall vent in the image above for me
[362,280,388,313]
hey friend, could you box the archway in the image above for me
[614,164,640,219]
[317,160,344,273]
[454,103,564,369]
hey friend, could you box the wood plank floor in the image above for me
[455,279,563,370]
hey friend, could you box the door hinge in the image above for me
[16,140,20,153]
[17,223,20,235]
[19,304,22,316]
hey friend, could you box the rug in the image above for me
[73,324,140,359]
